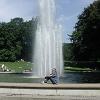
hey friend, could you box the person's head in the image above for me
[52,68,56,71]
[52,68,57,73]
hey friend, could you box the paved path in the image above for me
[0,95,100,100]
[0,83,100,99]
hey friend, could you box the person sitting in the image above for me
[43,68,59,84]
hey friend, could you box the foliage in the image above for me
[63,43,72,61]
[71,0,100,61]
[0,17,37,61]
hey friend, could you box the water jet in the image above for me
[33,0,63,77]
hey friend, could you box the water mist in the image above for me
[33,0,63,77]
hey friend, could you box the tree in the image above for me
[20,18,38,61]
[63,43,72,61]
[71,0,100,61]
[0,17,37,61]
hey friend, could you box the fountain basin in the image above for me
[0,83,100,96]
[0,72,100,83]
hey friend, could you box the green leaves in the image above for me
[0,17,37,62]
[71,0,100,61]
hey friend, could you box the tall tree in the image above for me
[63,43,72,61]
[71,0,100,61]
[0,17,37,61]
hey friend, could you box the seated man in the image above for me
[43,68,59,84]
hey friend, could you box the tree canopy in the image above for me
[63,43,72,61]
[0,17,37,62]
[71,0,100,61]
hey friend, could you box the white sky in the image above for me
[0,0,95,42]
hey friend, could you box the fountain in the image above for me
[33,0,63,77]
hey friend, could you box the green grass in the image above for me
[0,61,33,73]
[64,66,93,72]
[0,61,95,73]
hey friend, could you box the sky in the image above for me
[0,0,95,42]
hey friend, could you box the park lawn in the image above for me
[64,66,93,72]
[0,61,33,73]
[0,61,94,73]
